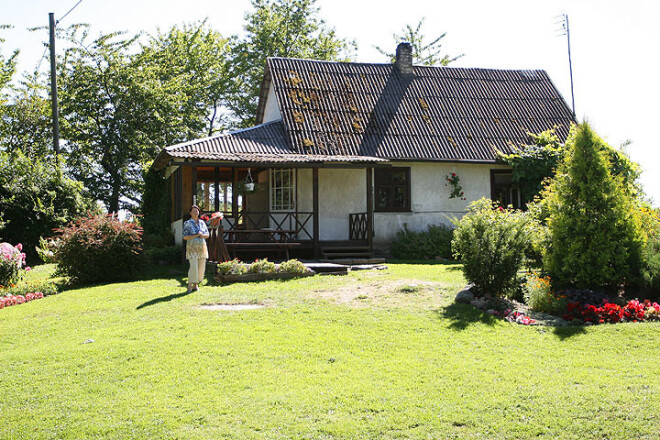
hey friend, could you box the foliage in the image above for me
[523,273,567,315]
[143,245,181,265]
[1,280,58,297]
[523,198,550,268]
[247,258,277,274]
[498,128,565,205]
[545,123,642,291]
[140,20,237,137]
[58,26,167,212]
[0,242,27,287]
[374,18,463,66]
[52,214,143,284]
[0,76,54,159]
[230,0,355,125]
[635,205,660,294]
[140,167,172,245]
[451,198,531,296]
[391,223,454,260]
[217,258,247,275]
[0,150,92,261]
[278,258,308,274]
[0,26,18,98]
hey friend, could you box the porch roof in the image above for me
[153,120,387,169]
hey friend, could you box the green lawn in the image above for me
[1,263,659,439]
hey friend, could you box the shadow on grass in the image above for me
[435,302,498,330]
[387,259,460,266]
[552,325,587,340]
[136,287,193,310]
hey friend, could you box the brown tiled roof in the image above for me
[262,58,575,162]
[153,121,387,168]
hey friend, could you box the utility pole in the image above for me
[48,12,60,163]
[555,13,576,117]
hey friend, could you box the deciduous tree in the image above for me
[230,0,355,125]
[375,19,463,67]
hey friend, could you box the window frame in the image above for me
[490,169,522,209]
[374,167,412,213]
[270,168,296,212]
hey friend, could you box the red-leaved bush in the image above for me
[52,214,143,283]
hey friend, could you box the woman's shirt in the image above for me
[183,218,209,260]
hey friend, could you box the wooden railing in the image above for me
[205,211,314,262]
[349,212,369,240]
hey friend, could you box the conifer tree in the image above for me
[546,123,642,291]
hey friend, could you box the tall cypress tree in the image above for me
[546,123,642,291]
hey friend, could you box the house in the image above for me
[152,43,575,261]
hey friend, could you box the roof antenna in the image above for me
[555,13,576,118]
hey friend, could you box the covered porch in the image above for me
[166,162,381,262]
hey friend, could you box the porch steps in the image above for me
[320,244,384,265]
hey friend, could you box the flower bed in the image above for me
[0,290,55,310]
[215,258,314,284]
[562,299,660,324]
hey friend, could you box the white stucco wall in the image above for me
[262,85,281,123]
[297,168,368,241]
[373,162,510,243]
[283,162,511,244]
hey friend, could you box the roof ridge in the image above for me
[266,57,548,74]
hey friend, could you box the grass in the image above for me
[1,262,660,439]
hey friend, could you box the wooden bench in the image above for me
[224,242,301,260]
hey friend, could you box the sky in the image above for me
[2,0,659,206]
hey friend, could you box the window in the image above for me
[375,167,411,212]
[491,170,521,209]
[270,168,295,211]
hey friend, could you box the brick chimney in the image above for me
[395,42,413,75]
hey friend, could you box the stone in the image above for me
[455,289,474,304]
[470,298,487,309]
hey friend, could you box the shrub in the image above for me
[3,281,58,297]
[248,258,277,274]
[0,242,28,287]
[52,214,143,283]
[217,259,247,275]
[523,273,567,315]
[278,259,308,274]
[0,151,92,262]
[452,198,531,296]
[545,123,642,291]
[637,205,660,295]
[144,245,181,265]
[391,223,454,260]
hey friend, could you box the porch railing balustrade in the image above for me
[349,212,369,240]
[204,211,314,262]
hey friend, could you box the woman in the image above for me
[182,205,210,293]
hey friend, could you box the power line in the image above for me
[57,0,85,25]
[34,0,85,73]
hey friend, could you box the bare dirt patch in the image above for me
[312,277,448,309]
[198,304,266,311]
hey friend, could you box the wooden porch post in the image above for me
[214,167,220,212]
[313,167,320,258]
[232,167,239,222]
[366,167,373,251]
[191,166,197,206]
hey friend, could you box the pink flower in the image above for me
[25,266,31,271]
[16,243,22,251]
